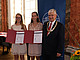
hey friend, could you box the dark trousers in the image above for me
[42,54,56,60]
[27,55,30,60]
[40,56,42,60]
[27,43,30,60]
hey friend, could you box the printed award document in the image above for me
[15,32,24,44]
[33,31,42,43]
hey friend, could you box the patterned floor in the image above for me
[0,46,27,60]
[0,46,70,60]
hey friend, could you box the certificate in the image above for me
[33,31,42,43]
[24,30,34,43]
[6,29,34,43]
[15,32,24,44]
[6,29,42,44]
[6,29,16,43]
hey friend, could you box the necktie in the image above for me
[47,22,52,36]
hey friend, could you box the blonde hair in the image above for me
[48,9,57,14]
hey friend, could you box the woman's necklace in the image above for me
[47,21,58,32]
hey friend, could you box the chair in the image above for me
[0,36,11,54]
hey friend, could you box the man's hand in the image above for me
[57,53,61,57]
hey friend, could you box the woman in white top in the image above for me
[11,13,27,60]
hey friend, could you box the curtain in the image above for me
[1,0,8,32]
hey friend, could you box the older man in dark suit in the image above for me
[42,9,64,60]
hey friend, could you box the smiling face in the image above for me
[16,15,21,23]
[32,13,38,22]
[48,12,57,22]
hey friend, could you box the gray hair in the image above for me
[48,9,57,14]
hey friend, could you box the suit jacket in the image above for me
[42,21,64,55]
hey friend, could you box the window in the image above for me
[25,0,38,28]
[8,0,38,29]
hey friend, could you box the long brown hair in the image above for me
[15,13,24,29]
[31,12,40,23]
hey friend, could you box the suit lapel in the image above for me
[51,21,57,30]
